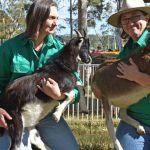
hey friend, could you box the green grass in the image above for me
[66,118,119,150]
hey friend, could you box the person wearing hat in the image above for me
[0,0,81,150]
[108,0,150,149]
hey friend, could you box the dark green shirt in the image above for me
[0,33,80,103]
[117,29,150,126]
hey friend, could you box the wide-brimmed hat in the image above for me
[108,0,150,28]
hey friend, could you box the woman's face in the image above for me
[41,6,58,35]
[120,10,149,40]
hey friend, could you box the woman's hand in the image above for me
[117,58,140,82]
[0,108,12,129]
[37,78,65,100]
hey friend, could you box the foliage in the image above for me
[0,0,28,38]
[67,0,104,28]
[61,33,117,51]
[63,0,119,50]
[87,0,104,27]
[0,0,67,38]
[0,0,119,40]
[67,118,119,150]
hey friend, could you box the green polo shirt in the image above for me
[117,29,150,126]
[0,33,80,103]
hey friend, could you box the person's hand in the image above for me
[37,78,65,100]
[117,58,140,82]
[0,108,12,129]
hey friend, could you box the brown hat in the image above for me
[108,0,150,28]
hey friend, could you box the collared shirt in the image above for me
[0,33,80,103]
[117,29,150,126]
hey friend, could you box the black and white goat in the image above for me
[91,40,150,150]
[0,30,91,150]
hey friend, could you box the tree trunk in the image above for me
[70,0,73,38]
[78,0,88,35]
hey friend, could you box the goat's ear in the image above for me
[76,38,83,45]
[75,39,83,50]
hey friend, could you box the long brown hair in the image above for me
[25,0,57,40]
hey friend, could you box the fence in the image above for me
[64,64,119,120]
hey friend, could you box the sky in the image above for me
[57,0,76,35]
[57,0,150,35]
[57,0,117,35]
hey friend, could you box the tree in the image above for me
[87,0,104,28]
[0,10,11,38]
[78,0,88,34]
[0,0,27,38]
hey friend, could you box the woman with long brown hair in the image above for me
[0,0,80,149]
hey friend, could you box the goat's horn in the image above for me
[88,56,92,64]
[83,29,86,37]
[74,29,82,37]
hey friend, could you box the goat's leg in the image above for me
[8,112,23,150]
[102,99,123,150]
[76,81,88,114]
[119,108,145,134]
[29,128,51,150]
[52,90,75,122]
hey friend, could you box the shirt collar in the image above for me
[44,34,54,47]
[137,29,150,48]
[19,33,29,46]
[21,33,54,47]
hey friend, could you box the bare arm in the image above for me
[37,78,67,100]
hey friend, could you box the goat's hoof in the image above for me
[81,110,89,114]
[137,125,145,135]
[52,113,60,123]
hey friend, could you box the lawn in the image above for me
[67,118,119,150]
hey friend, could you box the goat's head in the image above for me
[74,29,92,64]
[63,30,92,64]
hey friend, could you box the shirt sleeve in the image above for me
[0,42,12,101]
[73,71,83,103]
[73,87,80,103]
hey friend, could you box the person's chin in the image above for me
[48,30,55,35]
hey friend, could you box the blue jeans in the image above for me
[0,112,79,150]
[116,121,150,150]
[0,128,32,150]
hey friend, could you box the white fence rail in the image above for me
[64,64,119,120]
